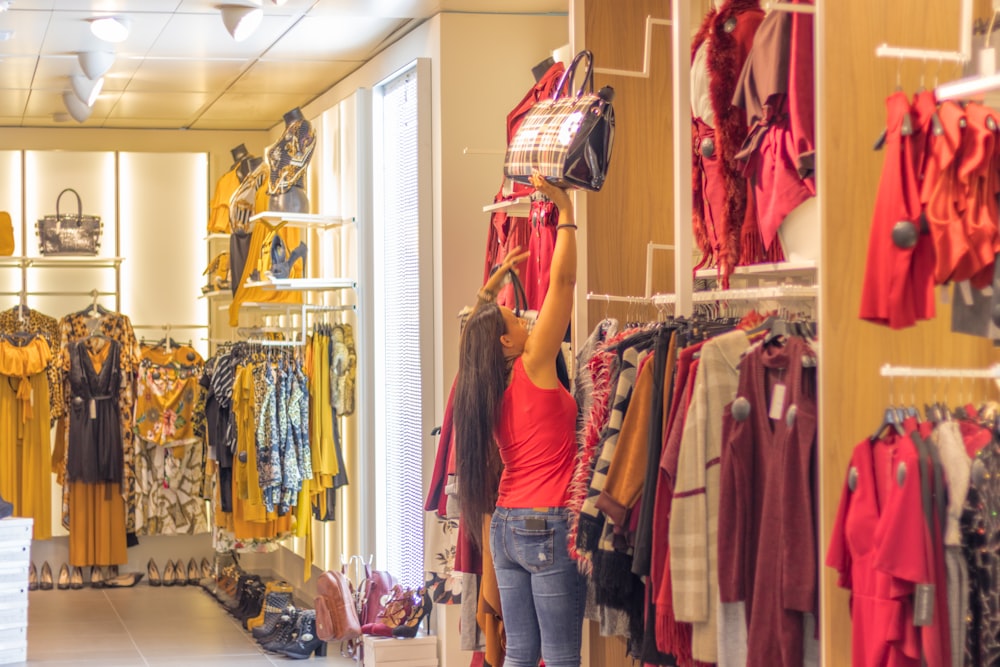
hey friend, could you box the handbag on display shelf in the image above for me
[314,569,362,644]
[0,211,13,256]
[504,50,616,192]
[36,188,102,256]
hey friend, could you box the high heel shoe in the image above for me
[38,562,53,591]
[147,559,161,587]
[89,566,104,589]
[391,589,433,638]
[103,572,144,588]
[280,610,328,660]
[200,557,212,580]
[56,564,70,590]
[70,566,84,590]
[27,562,37,591]
[268,239,307,280]
[186,558,199,585]
[162,560,177,587]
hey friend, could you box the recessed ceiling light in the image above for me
[219,5,263,42]
[89,16,130,43]
[0,30,13,41]
[0,2,11,12]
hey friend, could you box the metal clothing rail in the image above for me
[132,324,209,330]
[879,363,1000,379]
[586,292,653,304]
[874,0,971,64]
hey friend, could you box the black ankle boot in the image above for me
[281,611,327,660]
[252,593,293,638]
[256,606,297,644]
[238,582,266,625]
[262,609,302,652]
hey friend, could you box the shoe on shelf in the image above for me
[391,588,433,638]
[147,559,161,587]
[261,608,300,652]
[89,566,104,589]
[28,563,37,591]
[38,562,53,591]
[56,564,70,590]
[200,557,212,580]
[162,560,177,587]
[70,567,84,590]
[281,610,328,660]
[249,588,293,634]
[186,558,199,585]
[174,559,188,587]
[104,572,144,588]
[0,492,12,519]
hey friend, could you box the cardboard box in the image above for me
[362,634,438,667]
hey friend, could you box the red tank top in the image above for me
[494,357,577,508]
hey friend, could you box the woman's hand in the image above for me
[530,171,572,211]
[498,245,530,276]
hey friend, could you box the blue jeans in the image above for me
[490,507,586,667]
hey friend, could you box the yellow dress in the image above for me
[0,336,53,540]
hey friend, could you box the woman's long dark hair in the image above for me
[453,302,508,552]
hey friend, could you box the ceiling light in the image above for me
[0,2,10,11]
[270,0,289,5]
[89,16,130,43]
[62,91,92,123]
[70,75,103,107]
[78,51,114,80]
[0,30,12,41]
[220,5,263,42]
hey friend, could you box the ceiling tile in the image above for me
[0,9,53,56]
[23,88,121,122]
[230,59,361,94]
[98,117,196,129]
[0,90,29,117]
[50,1,181,10]
[263,15,407,60]
[37,10,174,57]
[145,12,296,59]
[125,58,247,93]
[198,91,305,122]
[189,117,274,131]
[30,54,139,90]
[0,56,42,89]
[106,90,213,120]
[175,0,314,15]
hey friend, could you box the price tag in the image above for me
[769,384,786,421]
[958,281,975,306]
[913,584,935,626]
[939,285,950,305]
[89,398,97,420]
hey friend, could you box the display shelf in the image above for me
[483,197,531,217]
[0,256,124,268]
[248,211,354,229]
[694,260,817,281]
[243,277,356,292]
[199,289,232,299]
[204,233,229,241]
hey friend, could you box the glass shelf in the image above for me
[243,277,356,292]
[0,256,125,268]
[248,212,354,230]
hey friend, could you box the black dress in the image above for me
[67,339,123,485]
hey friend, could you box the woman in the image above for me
[454,172,585,667]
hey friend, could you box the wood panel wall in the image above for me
[818,0,998,664]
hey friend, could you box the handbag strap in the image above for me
[55,188,83,232]
[554,50,594,100]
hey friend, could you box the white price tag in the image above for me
[939,285,950,305]
[89,398,97,420]
[769,384,786,421]
[958,281,975,306]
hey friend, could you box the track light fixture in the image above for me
[62,91,92,123]
[70,75,103,107]
[219,4,263,42]
[89,16,130,43]
[78,51,114,80]
[270,0,289,5]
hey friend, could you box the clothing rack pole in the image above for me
[671,0,693,317]
[585,292,653,304]
[873,0,971,63]
[131,324,209,330]
[245,338,305,348]
[879,363,1000,379]
[0,290,117,298]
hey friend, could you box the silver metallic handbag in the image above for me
[36,188,102,256]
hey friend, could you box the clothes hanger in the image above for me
[871,376,906,441]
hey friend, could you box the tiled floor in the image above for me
[15,584,356,666]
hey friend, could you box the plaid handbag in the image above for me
[504,50,615,192]
[36,188,102,256]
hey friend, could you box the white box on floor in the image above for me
[0,626,24,645]
[0,600,27,629]
[362,634,438,667]
[0,640,25,665]
[0,519,32,544]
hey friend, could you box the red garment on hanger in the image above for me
[924,101,968,284]
[859,92,923,329]
[521,200,559,311]
[957,104,1000,287]
[787,0,815,190]
[907,91,939,323]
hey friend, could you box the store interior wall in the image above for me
[819,0,999,663]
